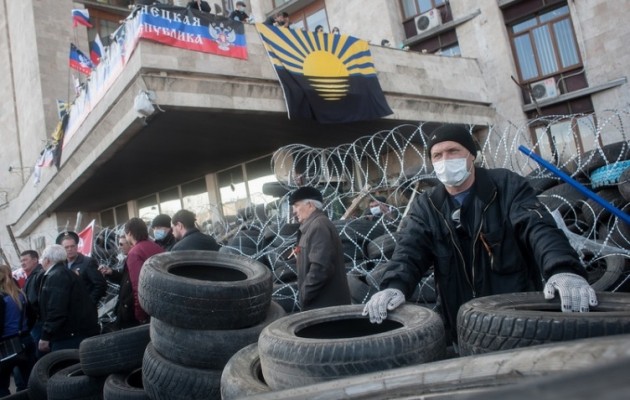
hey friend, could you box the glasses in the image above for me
[118,242,126,246]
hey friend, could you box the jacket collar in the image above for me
[299,209,325,233]
[429,167,496,209]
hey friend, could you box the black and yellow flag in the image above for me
[257,24,392,124]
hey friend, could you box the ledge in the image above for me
[522,77,627,112]
[402,9,481,47]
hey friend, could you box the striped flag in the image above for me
[72,9,93,28]
[90,33,104,65]
[257,24,392,123]
[69,43,93,75]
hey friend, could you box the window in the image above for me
[137,194,158,221]
[437,43,461,57]
[510,5,581,82]
[286,0,328,32]
[400,0,445,19]
[532,115,596,164]
[158,187,181,216]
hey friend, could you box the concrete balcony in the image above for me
[9,23,493,236]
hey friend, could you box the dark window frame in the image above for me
[508,4,582,84]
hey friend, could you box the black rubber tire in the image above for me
[525,176,561,194]
[618,167,630,201]
[365,233,397,260]
[271,283,300,313]
[579,187,625,227]
[103,368,148,400]
[46,363,105,400]
[538,183,587,213]
[580,226,627,291]
[334,219,386,247]
[138,251,272,330]
[225,230,260,256]
[347,274,378,304]
[258,304,446,390]
[220,343,271,400]
[0,390,29,399]
[243,334,630,400]
[142,343,221,400]
[79,324,150,377]
[150,302,285,369]
[27,349,80,400]
[605,203,630,250]
[457,292,630,356]
[577,141,630,175]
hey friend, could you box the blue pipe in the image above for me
[518,145,630,226]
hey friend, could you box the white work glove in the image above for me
[362,288,405,324]
[543,272,598,312]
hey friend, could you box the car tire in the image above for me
[457,292,630,356]
[139,251,272,330]
[258,304,446,390]
[150,302,285,369]
[220,343,271,400]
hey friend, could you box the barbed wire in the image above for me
[3,108,630,310]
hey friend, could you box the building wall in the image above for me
[453,0,529,130]
[572,0,630,142]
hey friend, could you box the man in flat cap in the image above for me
[289,186,351,310]
[56,231,107,306]
[363,124,597,344]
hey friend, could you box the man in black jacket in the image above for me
[38,245,99,353]
[57,232,107,306]
[171,209,220,251]
[151,214,176,251]
[363,125,597,340]
[19,250,45,356]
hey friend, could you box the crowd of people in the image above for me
[0,124,601,394]
[0,208,219,395]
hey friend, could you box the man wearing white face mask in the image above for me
[363,124,597,344]
[151,214,176,251]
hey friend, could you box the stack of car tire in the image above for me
[20,250,280,400]
[24,325,150,400]
[529,140,630,291]
[137,251,279,400]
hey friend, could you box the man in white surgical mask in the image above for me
[362,124,597,346]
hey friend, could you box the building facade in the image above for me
[0,0,627,265]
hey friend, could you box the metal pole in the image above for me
[518,145,630,226]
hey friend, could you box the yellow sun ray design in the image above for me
[257,24,378,100]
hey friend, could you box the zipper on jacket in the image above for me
[428,199,474,295]
[471,191,497,297]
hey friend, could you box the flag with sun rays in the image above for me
[257,24,392,124]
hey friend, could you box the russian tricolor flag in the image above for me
[90,34,104,66]
[72,9,93,28]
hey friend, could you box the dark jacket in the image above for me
[171,228,220,252]
[155,232,176,251]
[381,167,585,335]
[23,264,44,329]
[297,209,351,310]
[108,262,135,329]
[67,253,107,305]
[39,263,99,342]
[229,9,248,22]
